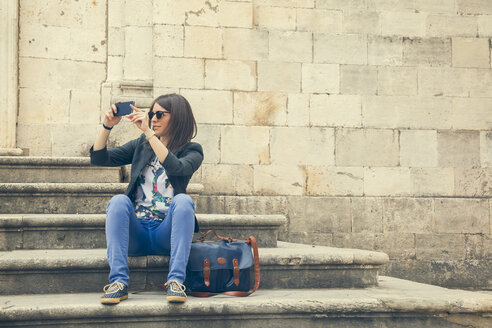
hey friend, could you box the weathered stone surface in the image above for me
[220,126,270,164]
[287,93,310,126]
[153,0,219,26]
[184,26,222,59]
[335,128,399,167]
[454,168,492,197]
[426,14,478,37]
[344,10,380,35]
[419,68,489,97]
[378,66,417,96]
[50,124,100,157]
[400,130,438,167]
[223,28,268,60]
[271,127,335,165]
[310,94,361,127]
[123,26,153,80]
[69,90,100,124]
[297,8,342,33]
[302,64,339,94]
[457,0,492,14]
[219,1,253,28]
[381,12,426,37]
[416,234,466,260]
[340,65,378,95]
[181,89,233,124]
[254,165,304,196]
[16,123,52,156]
[452,98,492,130]
[18,88,70,124]
[481,131,492,167]
[437,130,481,168]
[194,125,220,164]
[365,167,412,196]
[153,25,184,57]
[222,196,288,216]
[254,5,296,30]
[363,96,452,129]
[351,197,383,233]
[269,31,312,62]
[305,166,364,196]
[478,15,492,36]
[258,61,301,93]
[368,36,403,66]
[382,198,433,233]
[403,37,451,67]
[452,37,490,68]
[316,0,367,10]
[205,60,256,91]
[415,0,456,13]
[410,168,455,196]
[201,164,253,195]
[434,198,490,234]
[367,0,415,11]
[233,91,287,126]
[314,34,367,64]
[154,57,204,89]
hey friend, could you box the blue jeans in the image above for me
[105,194,195,286]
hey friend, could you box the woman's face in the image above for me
[150,102,171,137]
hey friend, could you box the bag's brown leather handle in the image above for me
[195,230,238,243]
[187,235,260,298]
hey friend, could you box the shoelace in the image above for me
[103,281,126,293]
[164,280,186,293]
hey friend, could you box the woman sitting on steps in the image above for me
[90,94,203,305]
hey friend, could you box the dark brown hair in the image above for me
[148,94,197,153]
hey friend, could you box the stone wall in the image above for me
[16,0,492,288]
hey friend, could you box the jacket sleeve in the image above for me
[161,142,204,176]
[90,136,141,167]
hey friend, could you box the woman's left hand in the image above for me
[127,104,151,134]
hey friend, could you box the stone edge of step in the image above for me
[0,277,491,322]
[0,156,93,166]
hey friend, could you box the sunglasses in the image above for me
[148,110,170,120]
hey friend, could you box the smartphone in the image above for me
[115,101,135,116]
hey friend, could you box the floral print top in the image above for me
[134,156,174,220]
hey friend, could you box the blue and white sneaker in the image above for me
[100,281,128,305]
[164,280,187,303]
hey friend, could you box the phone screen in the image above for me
[115,101,135,116]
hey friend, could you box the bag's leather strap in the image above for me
[187,235,260,298]
[195,230,238,242]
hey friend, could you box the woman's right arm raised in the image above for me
[93,103,122,151]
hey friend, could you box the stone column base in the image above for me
[0,148,24,156]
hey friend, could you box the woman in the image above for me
[90,94,203,305]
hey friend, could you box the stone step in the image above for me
[0,156,122,183]
[0,213,286,249]
[0,242,389,294]
[0,183,204,214]
[0,277,490,327]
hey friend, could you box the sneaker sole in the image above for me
[167,295,186,303]
[100,294,128,305]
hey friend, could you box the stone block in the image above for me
[18,88,70,124]
[223,196,287,215]
[367,0,415,11]
[287,196,351,233]
[19,57,106,90]
[20,0,106,29]
[335,128,399,167]
[108,27,124,56]
[269,31,312,63]
[287,93,310,126]
[108,0,123,27]
[181,89,233,124]
[426,15,478,37]
[452,98,492,130]
[51,124,100,157]
[194,124,221,164]
[305,166,364,196]
[455,168,492,197]
[195,195,226,214]
[285,232,333,246]
[363,96,452,129]
[410,168,454,196]
[154,57,204,89]
[223,28,268,61]
[481,131,492,167]
[271,127,335,165]
[418,68,474,97]
[316,0,367,10]
[400,130,438,167]
[344,11,379,35]
[202,164,253,195]
[314,34,367,64]
[402,37,451,67]
[220,126,270,164]
[340,65,377,95]
[416,234,466,261]
[297,8,342,33]
[435,198,490,233]
[254,5,296,30]
[368,36,403,66]
[123,26,153,80]
[233,92,287,126]
[124,0,152,26]
[259,0,314,7]
[457,0,492,14]
[107,56,123,81]
[478,15,492,37]
[153,25,184,57]
[415,0,457,14]
[378,67,417,96]
[470,69,492,97]
[310,94,361,127]
[381,12,426,37]
[382,198,433,233]
[301,64,339,94]
[16,123,52,156]
[253,165,304,196]
[351,198,383,233]
[69,90,100,124]
[258,61,301,93]
[365,168,412,196]
[452,37,490,68]
[184,26,222,59]
[465,234,486,259]
[219,1,253,28]
[19,24,69,60]
[205,60,256,91]
[437,130,480,168]
[153,0,219,26]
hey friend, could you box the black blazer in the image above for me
[90,134,204,232]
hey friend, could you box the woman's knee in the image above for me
[172,193,194,207]
[107,194,132,213]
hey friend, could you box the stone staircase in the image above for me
[0,156,491,327]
